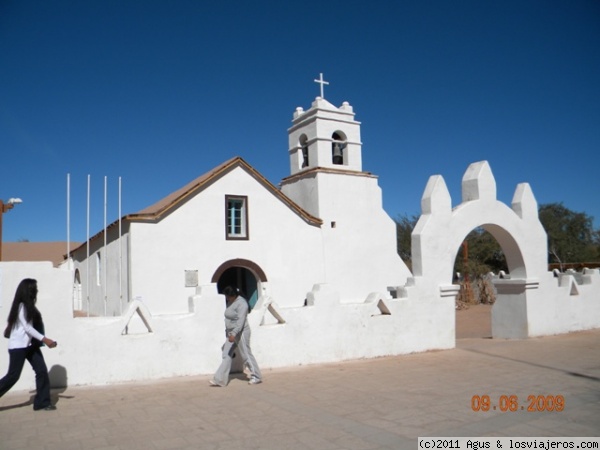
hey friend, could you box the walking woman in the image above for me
[210,286,262,387]
[0,278,58,411]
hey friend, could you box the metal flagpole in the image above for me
[104,176,107,316]
[86,174,90,317]
[118,176,122,314]
[67,173,70,269]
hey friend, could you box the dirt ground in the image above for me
[455,303,493,339]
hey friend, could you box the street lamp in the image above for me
[0,198,23,261]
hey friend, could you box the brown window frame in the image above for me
[225,195,249,240]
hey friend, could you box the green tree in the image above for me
[538,203,600,268]
[394,214,419,269]
[455,228,508,276]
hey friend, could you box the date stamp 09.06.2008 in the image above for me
[471,395,565,412]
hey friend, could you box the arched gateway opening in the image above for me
[454,228,508,339]
[211,259,267,309]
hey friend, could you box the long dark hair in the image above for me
[4,278,42,337]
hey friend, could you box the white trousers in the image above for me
[213,325,261,386]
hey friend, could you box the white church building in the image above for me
[1,84,599,389]
[70,95,411,317]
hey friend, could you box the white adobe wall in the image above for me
[248,284,454,367]
[282,170,411,303]
[0,275,453,390]
[512,269,600,338]
[3,266,597,392]
[491,271,600,339]
[300,172,411,302]
[0,274,226,390]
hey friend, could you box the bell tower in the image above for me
[287,74,363,175]
[281,74,375,219]
[280,75,409,301]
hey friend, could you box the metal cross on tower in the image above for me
[314,73,329,99]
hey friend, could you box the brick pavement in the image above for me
[1,306,599,450]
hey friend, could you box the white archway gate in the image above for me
[410,161,549,338]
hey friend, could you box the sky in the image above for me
[1,0,599,244]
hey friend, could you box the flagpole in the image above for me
[118,176,122,314]
[66,173,70,269]
[104,175,107,316]
[86,174,90,317]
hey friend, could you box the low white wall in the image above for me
[0,277,226,392]
[0,270,454,391]
[1,261,599,392]
[491,270,600,339]
[249,283,455,368]
[527,269,600,337]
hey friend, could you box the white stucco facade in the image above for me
[1,94,599,392]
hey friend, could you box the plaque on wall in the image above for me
[185,270,198,287]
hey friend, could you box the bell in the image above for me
[302,146,309,168]
[332,143,343,165]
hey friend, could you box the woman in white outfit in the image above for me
[0,278,58,410]
[210,286,262,387]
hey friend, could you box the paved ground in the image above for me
[1,305,599,450]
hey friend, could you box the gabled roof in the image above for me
[126,156,322,225]
[71,157,322,254]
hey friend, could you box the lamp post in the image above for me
[0,198,23,261]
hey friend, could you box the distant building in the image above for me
[3,242,79,268]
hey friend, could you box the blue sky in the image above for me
[1,1,599,243]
